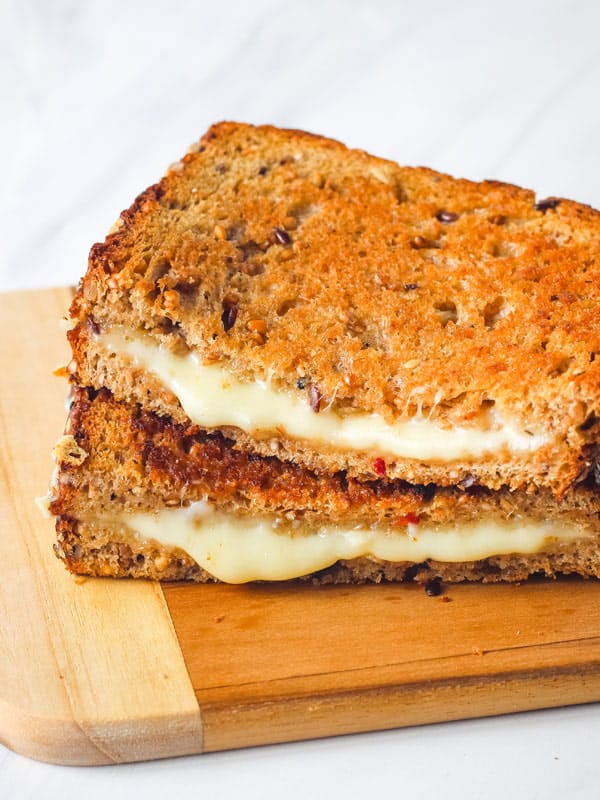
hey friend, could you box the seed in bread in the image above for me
[49,388,600,584]
[68,122,600,496]
[48,121,600,585]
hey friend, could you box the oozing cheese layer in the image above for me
[99,328,551,462]
[99,501,583,583]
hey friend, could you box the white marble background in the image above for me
[2,0,600,796]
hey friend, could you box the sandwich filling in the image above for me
[89,500,584,583]
[99,327,552,462]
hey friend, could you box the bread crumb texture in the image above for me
[50,389,600,584]
[51,387,600,529]
[69,122,600,492]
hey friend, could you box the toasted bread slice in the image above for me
[68,122,600,495]
[49,389,600,584]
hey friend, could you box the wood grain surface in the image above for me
[0,289,203,765]
[164,580,600,751]
[1,288,600,766]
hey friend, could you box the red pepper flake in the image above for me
[395,512,420,526]
[373,457,387,476]
[308,385,322,413]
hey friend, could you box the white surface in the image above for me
[2,0,600,796]
[1,705,599,800]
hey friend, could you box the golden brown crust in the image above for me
[53,122,600,584]
[51,388,600,529]
[68,122,600,494]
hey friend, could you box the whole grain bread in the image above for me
[67,123,600,495]
[55,517,600,585]
[49,388,600,583]
[51,387,600,528]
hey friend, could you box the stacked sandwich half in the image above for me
[48,122,600,583]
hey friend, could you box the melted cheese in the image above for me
[99,501,582,583]
[99,328,551,462]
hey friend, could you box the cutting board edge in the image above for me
[0,691,206,766]
[197,663,600,752]
[0,694,114,766]
[4,670,600,765]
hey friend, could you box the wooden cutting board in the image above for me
[2,287,600,766]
